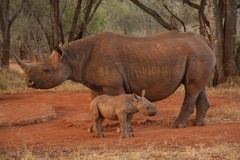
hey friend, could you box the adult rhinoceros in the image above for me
[15,31,216,128]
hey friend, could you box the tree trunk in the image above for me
[1,29,10,68]
[0,0,26,68]
[208,0,225,84]
[198,0,209,37]
[223,0,238,76]
[76,0,94,39]
[50,0,60,47]
[237,46,240,74]
[68,0,82,42]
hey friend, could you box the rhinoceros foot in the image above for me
[121,133,135,138]
[94,133,105,138]
[193,119,206,126]
[172,120,187,128]
[172,123,187,128]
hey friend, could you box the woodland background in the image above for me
[1,0,240,85]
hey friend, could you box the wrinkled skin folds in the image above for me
[15,31,216,128]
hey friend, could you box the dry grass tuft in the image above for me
[1,143,239,159]
[207,76,240,98]
[48,80,89,92]
[0,68,26,93]
[0,68,88,94]
[207,102,240,124]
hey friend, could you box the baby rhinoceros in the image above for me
[89,90,158,138]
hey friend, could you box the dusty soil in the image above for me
[0,90,240,152]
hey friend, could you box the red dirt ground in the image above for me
[0,90,240,151]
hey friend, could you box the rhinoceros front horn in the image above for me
[14,54,31,73]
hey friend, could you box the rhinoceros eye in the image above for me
[43,68,50,73]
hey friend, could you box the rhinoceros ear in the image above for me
[54,45,65,59]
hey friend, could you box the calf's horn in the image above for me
[14,54,31,73]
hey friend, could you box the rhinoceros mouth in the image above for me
[27,80,35,87]
[149,112,157,116]
[26,79,41,89]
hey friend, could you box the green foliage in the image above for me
[60,0,81,40]
[85,5,110,35]
[102,0,166,36]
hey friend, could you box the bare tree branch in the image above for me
[0,2,5,32]
[163,4,186,32]
[198,0,209,27]
[75,0,102,39]
[183,0,209,36]
[9,0,27,26]
[88,0,103,23]
[130,0,178,31]
[75,0,94,39]
[183,0,200,9]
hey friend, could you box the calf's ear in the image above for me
[132,93,140,101]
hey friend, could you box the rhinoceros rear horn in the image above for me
[14,54,31,73]
[141,89,146,97]
[33,51,43,63]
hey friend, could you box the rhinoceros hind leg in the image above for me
[173,84,200,128]
[193,88,209,126]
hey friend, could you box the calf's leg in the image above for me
[118,113,132,138]
[94,115,105,138]
[127,114,134,132]
[90,102,105,138]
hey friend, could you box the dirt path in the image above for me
[0,91,240,151]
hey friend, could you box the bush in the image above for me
[0,68,26,93]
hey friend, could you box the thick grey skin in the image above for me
[90,90,157,138]
[15,31,216,128]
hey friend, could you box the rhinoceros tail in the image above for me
[212,65,218,87]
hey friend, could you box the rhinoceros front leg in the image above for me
[194,88,210,126]
[173,84,200,128]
